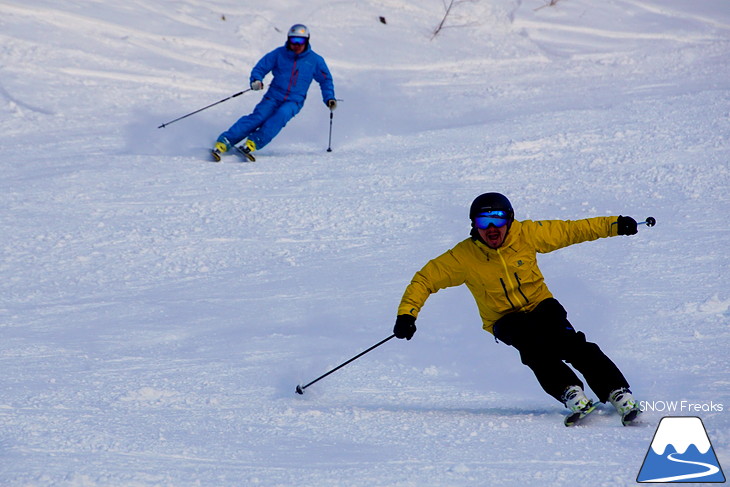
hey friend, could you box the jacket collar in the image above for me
[284,42,312,58]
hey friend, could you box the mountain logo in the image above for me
[637,416,726,483]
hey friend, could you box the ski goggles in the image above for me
[288,37,307,45]
[473,210,509,229]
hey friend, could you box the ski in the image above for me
[564,401,598,427]
[564,403,641,426]
[210,145,255,163]
[620,406,642,426]
[211,148,222,162]
[234,144,256,162]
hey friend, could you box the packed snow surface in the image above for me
[1,0,728,486]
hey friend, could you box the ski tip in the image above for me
[234,144,256,162]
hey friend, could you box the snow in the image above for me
[650,417,711,455]
[0,0,728,485]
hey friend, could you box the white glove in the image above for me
[327,99,337,111]
[251,80,263,91]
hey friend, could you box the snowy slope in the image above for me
[1,0,729,486]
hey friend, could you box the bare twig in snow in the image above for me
[431,0,476,40]
[534,0,562,12]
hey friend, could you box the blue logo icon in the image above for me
[637,416,725,483]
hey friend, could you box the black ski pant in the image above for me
[492,298,629,404]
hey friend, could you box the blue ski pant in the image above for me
[492,298,630,404]
[220,96,303,150]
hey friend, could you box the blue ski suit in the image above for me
[219,42,336,151]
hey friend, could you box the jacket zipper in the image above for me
[514,272,529,304]
[496,248,528,309]
[284,58,298,101]
[499,278,516,310]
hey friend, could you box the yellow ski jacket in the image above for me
[397,217,621,334]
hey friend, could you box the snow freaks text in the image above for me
[640,400,724,413]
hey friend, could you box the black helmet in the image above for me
[469,192,514,221]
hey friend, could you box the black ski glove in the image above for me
[616,215,638,235]
[394,314,417,340]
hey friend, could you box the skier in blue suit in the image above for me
[212,24,336,161]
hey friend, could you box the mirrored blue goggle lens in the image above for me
[288,37,307,45]
[474,211,508,229]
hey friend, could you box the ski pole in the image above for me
[157,89,252,128]
[326,110,333,152]
[295,334,396,394]
[611,216,656,228]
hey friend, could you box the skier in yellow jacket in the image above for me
[394,192,643,426]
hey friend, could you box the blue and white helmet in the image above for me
[287,24,310,39]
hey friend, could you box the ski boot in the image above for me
[562,385,597,426]
[609,387,642,426]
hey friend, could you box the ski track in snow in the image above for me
[0,0,729,486]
